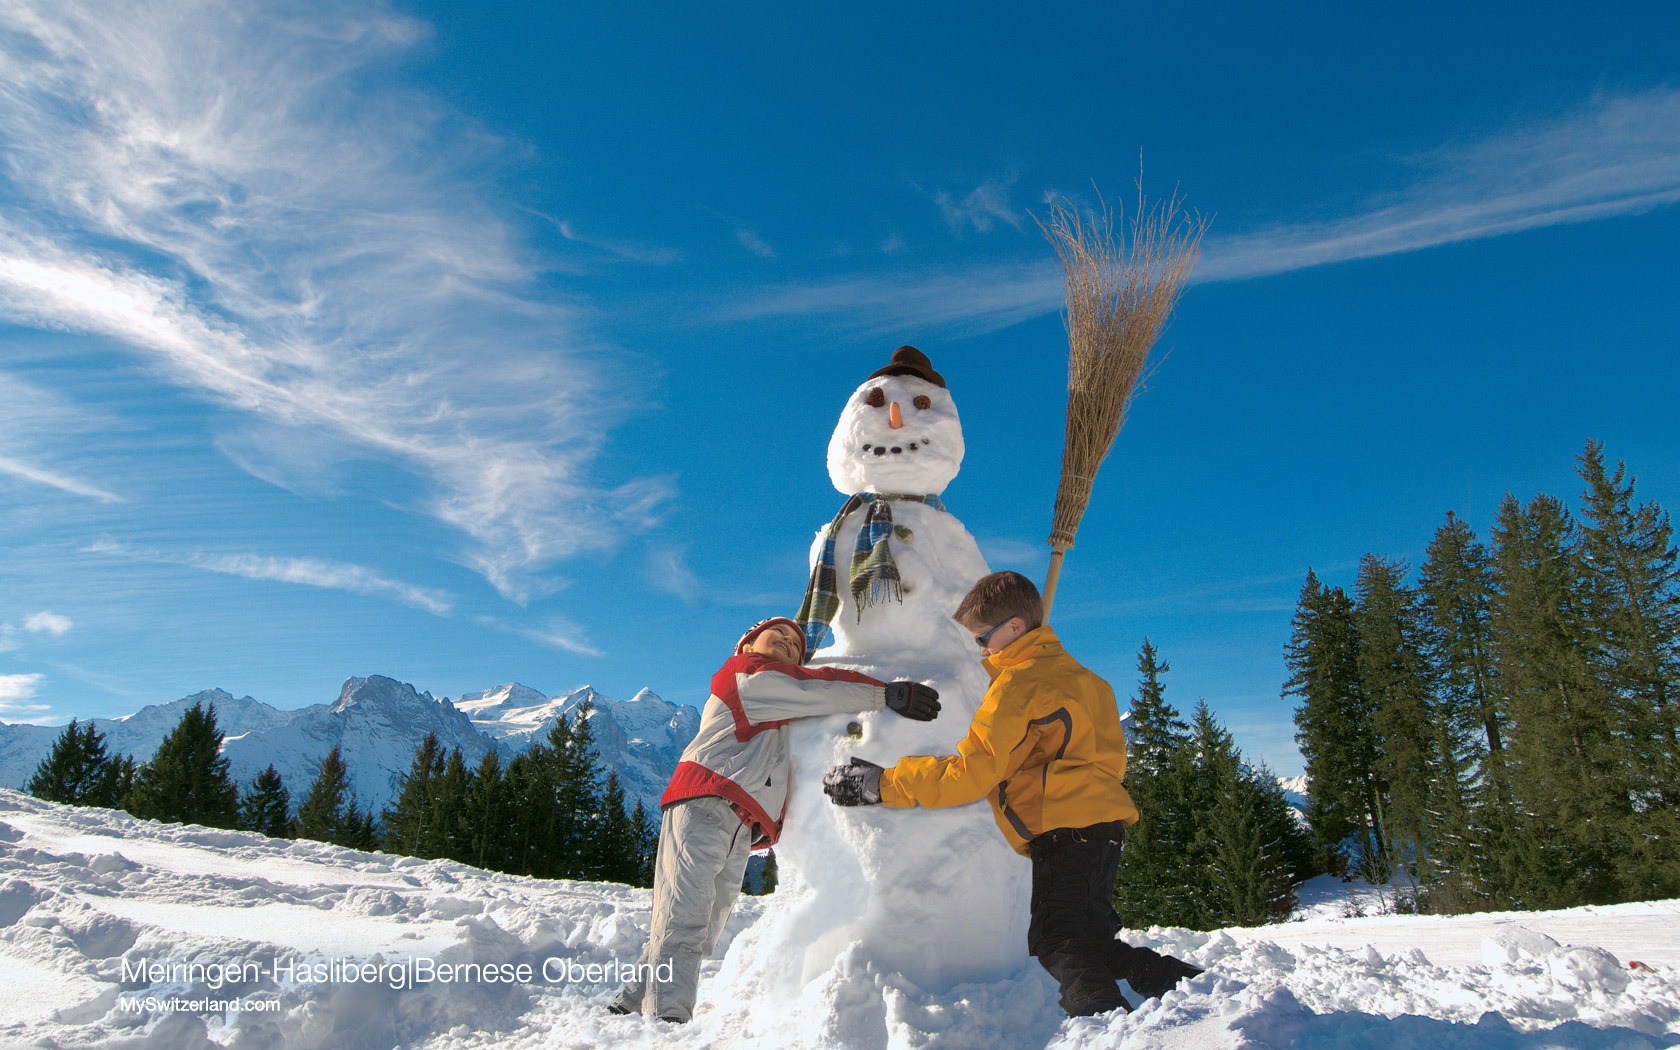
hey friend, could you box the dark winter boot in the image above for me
[1113,943,1204,1001]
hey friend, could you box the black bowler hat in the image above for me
[867,345,946,389]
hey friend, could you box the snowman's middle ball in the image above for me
[825,374,965,496]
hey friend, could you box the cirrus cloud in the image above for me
[0,0,670,600]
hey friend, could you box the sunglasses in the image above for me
[973,616,1016,649]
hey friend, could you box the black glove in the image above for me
[823,757,884,806]
[884,680,940,721]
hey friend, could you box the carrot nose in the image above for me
[888,401,904,429]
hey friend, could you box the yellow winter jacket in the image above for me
[879,625,1138,856]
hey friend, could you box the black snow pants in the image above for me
[1027,821,1204,1017]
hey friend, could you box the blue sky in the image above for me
[2,1,1677,777]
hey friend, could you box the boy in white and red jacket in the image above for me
[610,616,939,1023]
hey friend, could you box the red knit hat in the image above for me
[736,617,806,662]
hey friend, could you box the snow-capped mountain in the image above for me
[0,676,694,815]
[456,683,699,810]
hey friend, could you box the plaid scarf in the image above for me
[796,492,947,659]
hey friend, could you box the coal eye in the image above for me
[865,387,885,407]
[913,395,931,410]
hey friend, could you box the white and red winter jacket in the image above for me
[660,653,886,847]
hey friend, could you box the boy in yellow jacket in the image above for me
[823,571,1202,1016]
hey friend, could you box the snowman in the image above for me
[712,347,1033,1029]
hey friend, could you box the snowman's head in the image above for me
[827,352,964,496]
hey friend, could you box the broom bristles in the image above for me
[1042,186,1207,551]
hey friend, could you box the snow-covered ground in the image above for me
[2,788,1675,1049]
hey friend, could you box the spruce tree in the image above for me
[126,702,239,829]
[27,719,123,807]
[501,749,547,876]
[1114,639,1197,926]
[1127,638,1190,780]
[238,765,292,838]
[105,754,137,809]
[1573,442,1680,897]
[293,745,376,848]
[1419,511,1504,784]
[593,771,640,884]
[1489,493,1621,906]
[1285,571,1387,878]
[758,848,778,895]
[432,749,470,861]
[383,733,445,858]
[549,702,607,878]
[1354,554,1442,880]
[629,798,658,888]
[1417,511,1505,910]
[463,749,508,872]
[1189,702,1306,926]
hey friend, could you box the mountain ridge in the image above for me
[0,676,696,815]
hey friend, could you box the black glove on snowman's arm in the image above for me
[823,757,884,806]
[884,680,940,721]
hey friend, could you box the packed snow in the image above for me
[2,789,1676,1049]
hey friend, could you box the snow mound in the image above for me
[3,789,1678,1049]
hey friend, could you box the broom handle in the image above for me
[1043,545,1070,622]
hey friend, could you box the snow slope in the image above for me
[2,790,1675,1049]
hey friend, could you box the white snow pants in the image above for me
[613,795,753,1022]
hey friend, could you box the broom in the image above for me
[1040,186,1207,620]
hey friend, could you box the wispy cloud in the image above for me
[924,176,1025,234]
[0,453,123,503]
[1198,89,1680,282]
[643,545,702,602]
[0,672,49,716]
[711,261,1062,337]
[719,90,1680,336]
[474,614,603,658]
[736,229,777,259]
[0,372,125,502]
[0,0,669,599]
[538,212,682,266]
[89,541,455,616]
[0,611,74,652]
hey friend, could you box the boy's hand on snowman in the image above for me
[823,757,884,806]
[885,681,940,721]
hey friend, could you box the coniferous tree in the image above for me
[758,848,778,895]
[1417,511,1505,909]
[593,771,641,884]
[293,745,376,848]
[1354,554,1441,879]
[105,753,138,808]
[463,750,508,872]
[629,798,658,888]
[27,719,125,807]
[1573,442,1680,896]
[383,733,444,858]
[1127,638,1190,781]
[432,748,471,861]
[1489,493,1621,906]
[126,702,239,829]
[501,748,547,876]
[238,765,292,838]
[1286,571,1387,878]
[1114,639,1198,925]
[1419,512,1504,787]
[550,701,607,878]
[1188,702,1308,926]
